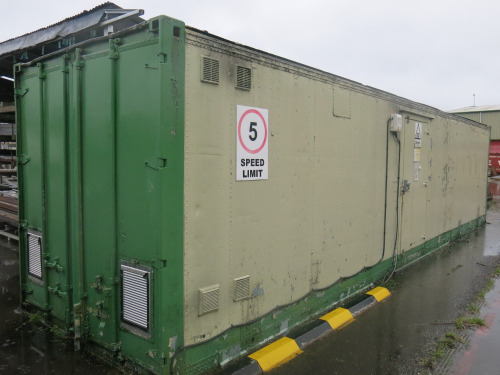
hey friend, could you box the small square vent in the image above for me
[201,57,220,84]
[234,275,250,301]
[27,230,43,280]
[121,263,151,331]
[236,66,251,90]
[199,285,220,316]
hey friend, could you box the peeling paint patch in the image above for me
[252,284,264,297]
[221,344,242,366]
[280,318,290,333]
[272,309,283,319]
[169,336,178,351]
[442,163,451,195]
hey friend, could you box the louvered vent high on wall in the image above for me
[236,66,251,90]
[121,263,151,331]
[201,57,220,84]
[27,230,43,280]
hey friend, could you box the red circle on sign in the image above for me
[238,109,268,154]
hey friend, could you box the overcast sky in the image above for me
[2,0,499,111]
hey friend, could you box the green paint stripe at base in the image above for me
[172,215,486,375]
[396,215,486,271]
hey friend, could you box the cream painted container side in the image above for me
[182,29,489,345]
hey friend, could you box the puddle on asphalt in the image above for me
[269,204,500,375]
[484,186,500,256]
[448,275,500,375]
[0,238,120,375]
[489,178,500,200]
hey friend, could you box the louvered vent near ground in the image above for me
[234,275,250,301]
[236,66,251,90]
[202,57,220,84]
[122,264,151,331]
[27,230,43,280]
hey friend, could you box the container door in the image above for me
[16,62,72,327]
[77,18,185,368]
[113,17,186,369]
[113,35,165,345]
[399,117,430,252]
[77,47,121,346]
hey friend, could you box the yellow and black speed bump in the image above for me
[294,321,332,349]
[232,286,390,374]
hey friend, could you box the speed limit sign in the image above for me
[236,105,268,181]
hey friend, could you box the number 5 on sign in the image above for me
[236,105,269,181]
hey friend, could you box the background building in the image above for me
[449,105,500,175]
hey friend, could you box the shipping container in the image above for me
[15,15,490,374]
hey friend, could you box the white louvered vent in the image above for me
[201,57,220,84]
[27,230,43,280]
[199,285,220,316]
[236,66,251,90]
[122,264,151,331]
[234,275,250,301]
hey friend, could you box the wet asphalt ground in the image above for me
[0,233,120,374]
[269,178,500,375]
[1,178,500,375]
[449,277,500,375]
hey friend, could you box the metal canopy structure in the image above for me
[0,2,144,104]
[0,3,144,237]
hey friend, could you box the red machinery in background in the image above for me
[490,140,500,176]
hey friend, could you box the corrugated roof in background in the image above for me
[0,2,142,57]
[449,105,500,113]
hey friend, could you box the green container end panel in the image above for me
[16,16,185,373]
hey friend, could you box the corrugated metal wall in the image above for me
[455,111,500,139]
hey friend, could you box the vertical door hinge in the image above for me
[37,63,46,79]
[74,302,83,350]
[22,283,34,295]
[18,154,31,166]
[14,64,23,75]
[109,38,122,60]
[75,49,85,70]
[48,283,67,298]
[44,257,64,272]
[158,53,167,64]
[62,54,70,73]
